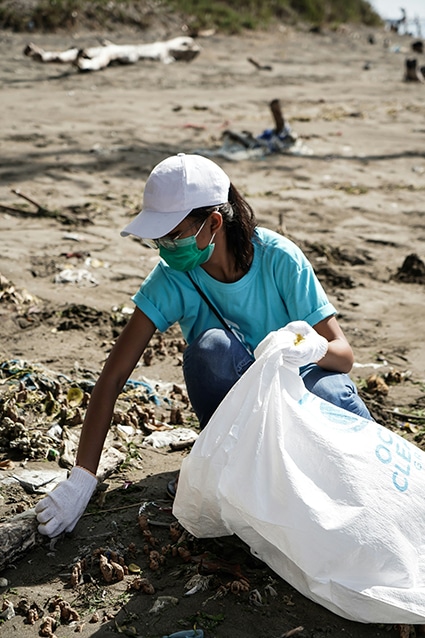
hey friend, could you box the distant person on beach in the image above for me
[387,7,409,34]
[35,153,372,538]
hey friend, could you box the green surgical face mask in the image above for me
[159,232,215,271]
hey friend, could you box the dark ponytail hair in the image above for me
[189,183,257,273]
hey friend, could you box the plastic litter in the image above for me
[143,427,198,449]
[149,596,178,614]
[54,268,98,286]
[4,468,67,493]
[124,377,160,405]
[0,600,15,620]
[195,122,312,162]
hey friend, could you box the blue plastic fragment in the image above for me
[124,378,161,405]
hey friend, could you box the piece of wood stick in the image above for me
[247,57,272,71]
[270,98,285,134]
[12,189,46,211]
[169,439,197,451]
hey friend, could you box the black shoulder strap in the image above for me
[186,272,253,356]
[186,272,230,332]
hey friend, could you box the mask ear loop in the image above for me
[208,208,222,245]
[193,218,208,239]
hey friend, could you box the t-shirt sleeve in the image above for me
[131,263,183,333]
[294,265,336,325]
[130,263,207,342]
[132,288,171,332]
[270,236,336,326]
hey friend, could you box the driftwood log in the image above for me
[0,446,125,572]
[0,510,39,573]
[24,36,201,72]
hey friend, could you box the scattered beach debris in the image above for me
[393,253,425,284]
[24,36,201,72]
[0,350,198,571]
[404,58,425,82]
[149,595,179,614]
[0,272,43,315]
[0,274,187,364]
[0,600,15,620]
[142,427,198,449]
[0,357,194,464]
[411,40,424,54]
[0,189,93,225]
[8,469,66,494]
[195,99,312,161]
[366,373,390,396]
[54,268,99,286]
[247,56,272,71]
[184,573,215,595]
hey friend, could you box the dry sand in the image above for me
[1,20,425,638]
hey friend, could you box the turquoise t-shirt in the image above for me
[132,227,336,354]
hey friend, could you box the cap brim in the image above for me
[120,208,190,239]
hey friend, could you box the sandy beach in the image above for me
[1,19,425,638]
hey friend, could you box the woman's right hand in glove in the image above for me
[255,321,328,368]
[35,466,98,538]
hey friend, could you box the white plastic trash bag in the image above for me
[173,328,425,624]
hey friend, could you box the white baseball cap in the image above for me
[121,153,230,239]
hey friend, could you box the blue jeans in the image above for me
[183,328,372,429]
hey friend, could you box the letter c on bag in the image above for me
[375,444,392,465]
[392,471,408,492]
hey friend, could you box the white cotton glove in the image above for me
[254,321,328,368]
[35,466,98,538]
[279,321,328,367]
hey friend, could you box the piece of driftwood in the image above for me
[0,446,126,572]
[0,510,39,573]
[24,36,200,72]
[0,189,91,225]
[0,189,52,218]
[247,57,272,71]
[270,98,285,134]
[169,439,197,451]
